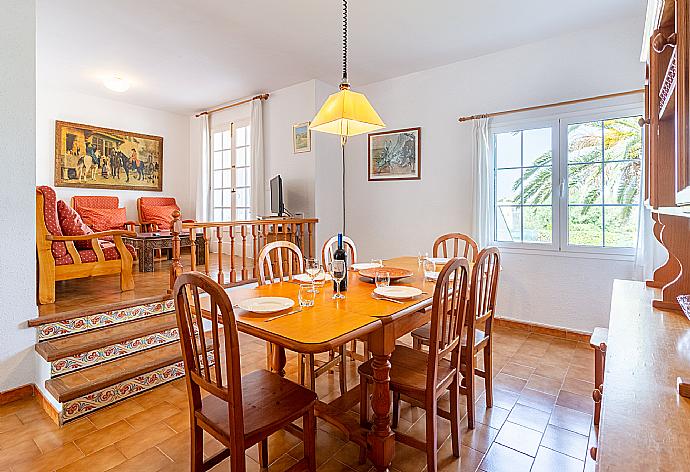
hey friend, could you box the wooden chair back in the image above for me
[322,235,357,266]
[257,241,304,285]
[433,233,479,262]
[172,272,245,447]
[426,257,470,391]
[466,247,501,347]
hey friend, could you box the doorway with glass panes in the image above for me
[211,119,251,221]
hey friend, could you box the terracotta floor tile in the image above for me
[390,441,428,472]
[405,413,452,448]
[460,422,498,453]
[474,401,510,429]
[506,403,550,433]
[0,413,22,433]
[492,373,527,393]
[533,362,568,381]
[157,430,193,464]
[556,390,593,415]
[437,441,485,472]
[88,398,146,429]
[566,364,594,383]
[333,442,374,472]
[541,424,589,460]
[74,420,136,456]
[0,416,56,449]
[525,374,563,396]
[108,446,174,472]
[288,429,347,466]
[478,443,533,472]
[246,428,301,465]
[32,417,96,453]
[0,439,42,469]
[531,446,584,472]
[55,445,127,472]
[499,362,535,380]
[163,410,191,433]
[485,387,519,410]
[494,422,542,457]
[516,388,557,414]
[549,405,593,436]
[11,441,84,472]
[124,401,181,430]
[115,421,177,459]
[562,377,595,397]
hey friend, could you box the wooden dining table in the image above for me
[199,256,437,471]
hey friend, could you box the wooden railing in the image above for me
[169,211,318,291]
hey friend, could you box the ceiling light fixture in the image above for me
[310,0,385,231]
[103,76,130,93]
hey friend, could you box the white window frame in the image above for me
[489,102,644,259]
[211,118,251,222]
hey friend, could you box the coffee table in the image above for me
[124,231,206,272]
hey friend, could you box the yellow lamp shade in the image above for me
[310,88,385,137]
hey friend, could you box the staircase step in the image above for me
[35,313,178,362]
[46,330,213,404]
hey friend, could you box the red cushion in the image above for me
[37,186,68,260]
[55,242,135,266]
[57,200,94,250]
[79,207,127,232]
[141,205,178,230]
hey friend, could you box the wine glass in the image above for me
[423,258,437,282]
[371,259,383,268]
[305,258,321,293]
[417,252,429,268]
[329,260,346,300]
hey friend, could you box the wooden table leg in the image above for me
[271,344,287,377]
[367,329,396,471]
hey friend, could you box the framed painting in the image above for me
[54,120,163,191]
[368,127,421,181]
[293,121,312,153]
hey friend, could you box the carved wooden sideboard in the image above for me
[643,0,690,311]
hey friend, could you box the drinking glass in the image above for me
[298,284,315,307]
[375,271,390,289]
[371,259,383,268]
[329,260,346,300]
[305,258,321,293]
[423,258,437,282]
[417,252,429,267]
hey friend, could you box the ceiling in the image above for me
[37,0,646,115]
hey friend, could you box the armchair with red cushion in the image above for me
[71,195,138,232]
[136,197,194,232]
[36,186,136,304]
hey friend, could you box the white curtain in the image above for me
[195,114,212,221]
[250,98,265,219]
[471,118,491,247]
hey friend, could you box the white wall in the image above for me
[342,18,646,333]
[0,0,37,392]
[36,87,192,219]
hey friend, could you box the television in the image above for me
[270,175,284,216]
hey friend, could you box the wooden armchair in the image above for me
[71,195,137,232]
[137,196,194,232]
[36,186,135,305]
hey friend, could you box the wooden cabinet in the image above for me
[643,0,690,310]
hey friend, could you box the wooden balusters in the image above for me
[169,210,183,293]
[241,225,248,280]
[203,228,210,275]
[229,226,236,283]
[189,228,197,272]
[252,225,259,279]
[308,221,315,259]
[216,226,224,285]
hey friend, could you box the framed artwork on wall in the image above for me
[368,127,421,181]
[293,121,312,153]
[54,120,163,191]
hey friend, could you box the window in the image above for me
[211,121,251,222]
[491,106,643,255]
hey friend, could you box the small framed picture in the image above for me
[368,127,421,181]
[293,122,312,153]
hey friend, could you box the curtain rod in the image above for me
[457,89,645,123]
[195,93,269,118]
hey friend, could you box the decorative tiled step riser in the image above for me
[61,353,215,423]
[50,328,181,377]
[38,300,175,341]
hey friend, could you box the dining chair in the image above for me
[172,272,317,472]
[321,235,369,363]
[321,234,358,267]
[258,241,348,394]
[358,258,470,472]
[411,232,479,350]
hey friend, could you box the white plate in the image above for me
[238,297,294,313]
[428,257,451,265]
[351,262,382,271]
[373,286,423,300]
[293,273,332,283]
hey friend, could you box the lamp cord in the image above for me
[341,140,346,233]
[342,0,348,82]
